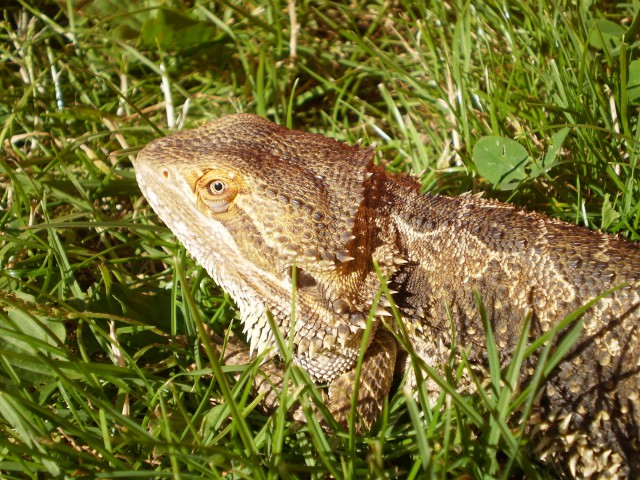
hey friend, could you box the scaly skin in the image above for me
[135,114,640,478]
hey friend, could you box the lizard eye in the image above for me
[196,170,239,214]
[208,180,227,194]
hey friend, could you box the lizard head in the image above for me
[135,114,385,380]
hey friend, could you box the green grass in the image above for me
[1,0,639,478]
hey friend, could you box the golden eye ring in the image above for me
[196,170,239,214]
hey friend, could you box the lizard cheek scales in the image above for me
[135,113,640,477]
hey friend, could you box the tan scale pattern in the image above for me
[136,114,640,478]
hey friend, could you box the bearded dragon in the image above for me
[135,114,640,478]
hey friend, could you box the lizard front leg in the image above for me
[327,328,397,433]
[206,327,397,433]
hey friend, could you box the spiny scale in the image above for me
[136,114,640,479]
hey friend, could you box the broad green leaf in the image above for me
[59,0,150,42]
[600,193,621,231]
[139,8,218,50]
[588,19,625,51]
[472,136,529,190]
[627,59,640,103]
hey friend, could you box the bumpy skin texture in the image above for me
[135,114,640,478]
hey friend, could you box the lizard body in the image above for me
[135,114,640,478]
